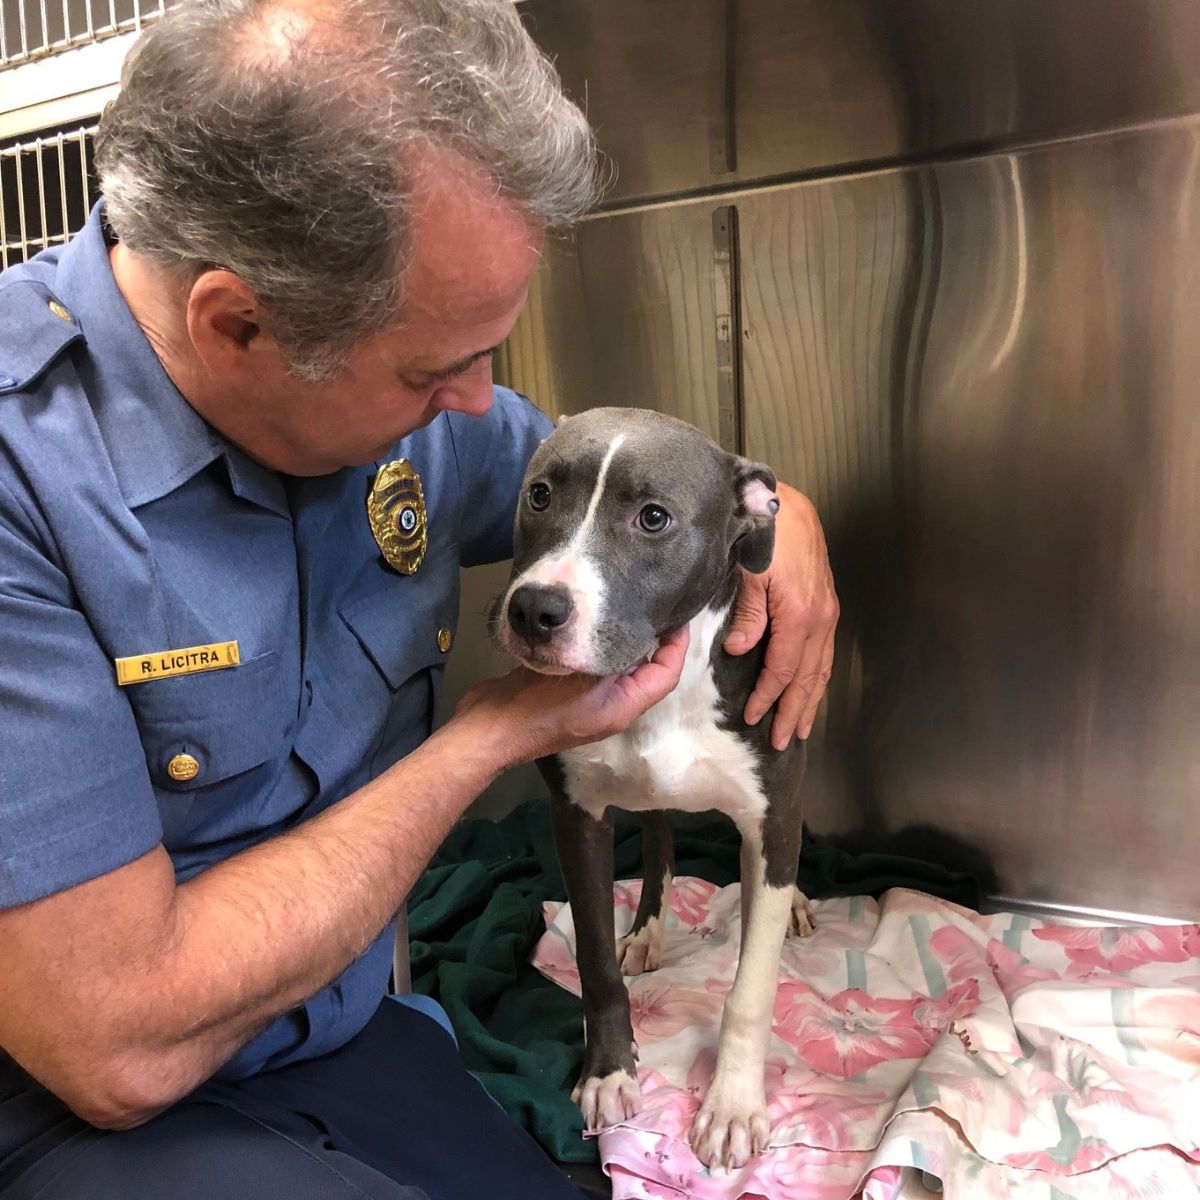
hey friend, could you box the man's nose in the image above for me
[507,584,574,645]
[431,361,495,418]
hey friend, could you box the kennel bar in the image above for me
[0,0,166,69]
[0,125,94,269]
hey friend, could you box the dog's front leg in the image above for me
[744,834,815,939]
[548,788,641,1132]
[690,805,802,1171]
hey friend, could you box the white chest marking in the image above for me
[561,605,767,834]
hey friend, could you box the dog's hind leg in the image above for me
[616,810,674,976]
[548,790,642,1132]
[789,885,816,937]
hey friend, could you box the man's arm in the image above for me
[723,481,839,748]
[0,629,689,1131]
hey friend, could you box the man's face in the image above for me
[210,158,545,475]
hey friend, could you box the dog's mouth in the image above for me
[511,645,576,676]
[502,627,661,679]
[500,628,591,676]
[492,612,577,675]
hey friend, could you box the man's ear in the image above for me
[186,269,274,375]
[728,456,779,573]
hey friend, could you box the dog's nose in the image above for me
[507,584,574,645]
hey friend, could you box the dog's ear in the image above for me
[729,456,779,574]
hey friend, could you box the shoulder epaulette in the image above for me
[0,279,85,393]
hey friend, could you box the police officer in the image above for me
[0,2,838,1197]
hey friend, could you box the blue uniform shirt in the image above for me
[0,204,550,1078]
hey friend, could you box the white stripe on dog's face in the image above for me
[572,434,625,543]
[500,435,625,672]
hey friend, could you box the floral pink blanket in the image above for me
[531,881,1200,1199]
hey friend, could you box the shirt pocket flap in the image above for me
[127,649,288,791]
[338,550,459,691]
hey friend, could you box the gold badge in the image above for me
[115,640,240,686]
[368,459,427,575]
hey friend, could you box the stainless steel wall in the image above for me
[462,0,1200,921]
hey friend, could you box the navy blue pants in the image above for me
[0,999,584,1199]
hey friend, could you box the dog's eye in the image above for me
[528,482,551,511]
[637,504,671,533]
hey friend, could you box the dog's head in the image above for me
[496,407,779,675]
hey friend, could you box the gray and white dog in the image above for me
[496,407,813,1171]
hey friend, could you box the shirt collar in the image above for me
[52,203,288,516]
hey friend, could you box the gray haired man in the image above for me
[0,1,838,1197]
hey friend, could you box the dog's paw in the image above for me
[616,916,664,975]
[788,888,816,938]
[688,1077,770,1172]
[688,1076,770,1171]
[572,1068,642,1133]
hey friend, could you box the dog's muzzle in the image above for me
[506,583,575,647]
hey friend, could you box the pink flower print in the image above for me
[986,937,1061,996]
[684,1046,716,1098]
[1020,1042,1158,1118]
[1005,1141,1113,1175]
[861,1164,906,1199]
[614,880,642,921]
[633,1079,699,1138]
[762,1055,887,1111]
[759,1147,871,1200]
[912,978,983,1033]
[635,1067,675,1093]
[612,1176,681,1200]
[700,974,733,1002]
[768,1079,885,1150]
[1002,1090,1116,1174]
[778,945,847,985]
[1103,1152,1200,1199]
[774,984,936,1077]
[773,979,818,1026]
[929,925,986,984]
[670,877,717,924]
[545,961,582,994]
[628,981,725,1042]
[532,910,583,994]
[1135,993,1200,1067]
[1032,924,1200,976]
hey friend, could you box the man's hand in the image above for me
[454,625,691,765]
[723,482,838,750]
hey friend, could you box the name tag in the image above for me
[114,641,240,686]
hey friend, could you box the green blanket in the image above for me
[407,802,983,1165]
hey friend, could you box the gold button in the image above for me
[436,626,453,653]
[47,300,73,323]
[167,753,200,782]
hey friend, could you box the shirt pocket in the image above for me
[337,545,461,694]
[336,546,461,779]
[126,649,289,794]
